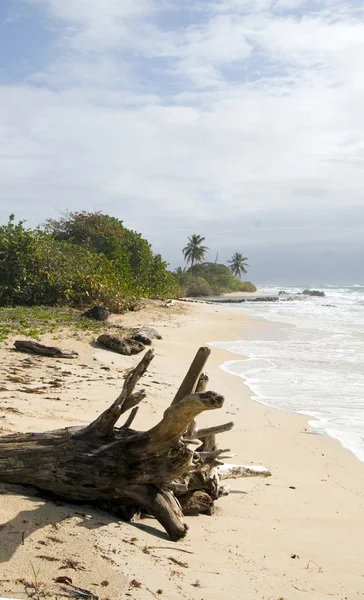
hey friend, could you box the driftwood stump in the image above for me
[0,347,270,540]
[14,340,78,359]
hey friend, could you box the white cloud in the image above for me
[1,0,364,272]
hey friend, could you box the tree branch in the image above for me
[185,372,209,439]
[171,347,211,406]
[127,391,224,454]
[84,349,154,437]
[195,421,234,439]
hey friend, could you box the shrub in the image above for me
[0,214,179,310]
[181,275,212,297]
[45,211,179,299]
[181,262,256,295]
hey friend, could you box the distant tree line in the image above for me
[0,216,256,308]
[176,233,256,297]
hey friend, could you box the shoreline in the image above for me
[1,300,364,598]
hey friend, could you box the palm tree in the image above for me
[228,252,249,279]
[182,234,209,268]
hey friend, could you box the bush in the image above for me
[0,214,179,310]
[181,275,212,297]
[45,211,179,300]
[237,281,256,293]
[178,262,256,296]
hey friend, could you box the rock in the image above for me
[131,332,152,346]
[97,334,145,355]
[131,327,162,341]
[83,306,110,321]
[163,299,174,307]
[128,301,144,312]
[301,289,325,297]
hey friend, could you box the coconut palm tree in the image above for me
[182,234,209,268]
[228,252,249,279]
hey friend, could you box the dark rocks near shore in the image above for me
[279,289,326,298]
[130,327,162,346]
[131,327,162,340]
[83,305,110,321]
[97,334,145,355]
[302,289,325,297]
[208,296,279,304]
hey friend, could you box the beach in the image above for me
[1,300,363,600]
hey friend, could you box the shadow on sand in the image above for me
[0,483,168,564]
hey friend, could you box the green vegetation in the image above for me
[0,215,256,313]
[0,212,179,312]
[228,252,249,278]
[182,234,209,268]
[177,235,256,297]
[0,306,104,342]
[175,262,256,297]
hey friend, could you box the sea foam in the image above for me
[210,285,364,462]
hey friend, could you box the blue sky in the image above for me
[1,0,364,283]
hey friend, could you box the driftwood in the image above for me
[0,347,271,540]
[14,340,78,359]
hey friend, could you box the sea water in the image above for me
[210,285,364,462]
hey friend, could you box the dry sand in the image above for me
[0,300,363,600]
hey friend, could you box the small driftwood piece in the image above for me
[14,340,78,359]
[0,347,271,540]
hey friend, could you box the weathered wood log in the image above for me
[0,346,271,538]
[14,340,78,359]
[171,346,211,405]
[216,464,272,479]
[180,491,214,516]
[196,421,234,439]
[185,372,209,439]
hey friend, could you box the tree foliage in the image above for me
[228,252,249,278]
[182,234,209,267]
[0,213,179,310]
[175,262,256,297]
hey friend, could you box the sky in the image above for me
[1,0,364,284]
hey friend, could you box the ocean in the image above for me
[210,285,364,462]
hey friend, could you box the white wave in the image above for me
[210,285,364,462]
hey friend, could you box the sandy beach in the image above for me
[1,300,364,600]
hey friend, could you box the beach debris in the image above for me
[216,464,272,479]
[291,554,300,559]
[131,331,153,345]
[55,576,73,584]
[59,582,98,600]
[131,327,162,345]
[0,346,271,541]
[97,333,145,355]
[181,491,214,515]
[168,557,188,568]
[82,305,110,321]
[14,340,78,359]
[8,374,27,383]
